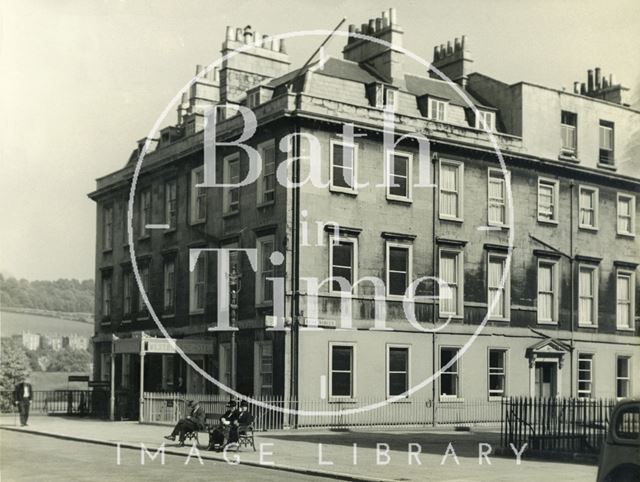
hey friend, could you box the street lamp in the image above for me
[229,264,241,391]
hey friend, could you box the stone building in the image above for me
[89,9,639,421]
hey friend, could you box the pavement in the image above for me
[0,415,597,481]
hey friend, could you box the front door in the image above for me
[534,362,557,398]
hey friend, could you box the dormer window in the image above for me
[366,83,397,110]
[247,90,260,109]
[476,110,496,132]
[428,98,447,122]
[384,87,397,109]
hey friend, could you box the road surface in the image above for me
[0,430,334,481]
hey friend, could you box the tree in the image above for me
[0,339,31,411]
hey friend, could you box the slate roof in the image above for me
[267,57,485,108]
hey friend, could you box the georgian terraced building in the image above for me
[89,9,639,420]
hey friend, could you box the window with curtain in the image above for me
[579,187,598,229]
[579,266,597,326]
[439,250,462,316]
[190,167,206,224]
[165,180,177,228]
[537,179,558,223]
[258,141,276,204]
[257,236,275,303]
[189,257,206,313]
[488,170,507,226]
[224,157,240,213]
[617,194,635,236]
[599,120,614,165]
[440,162,462,219]
[429,98,447,121]
[617,271,634,329]
[488,254,508,319]
[537,261,556,323]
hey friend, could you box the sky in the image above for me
[1,0,639,281]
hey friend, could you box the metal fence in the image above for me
[0,390,107,418]
[143,392,503,430]
[501,397,616,454]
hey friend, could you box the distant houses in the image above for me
[11,331,89,351]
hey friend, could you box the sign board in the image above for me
[68,375,90,382]
[88,381,110,388]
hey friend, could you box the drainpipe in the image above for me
[569,181,575,397]
[290,112,301,427]
[431,151,438,426]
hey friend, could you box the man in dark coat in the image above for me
[164,400,205,445]
[14,378,33,426]
[227,400,253,445]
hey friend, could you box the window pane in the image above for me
[389,348,408,371]
[389,373,407,396]
[332,373,352,397]
[332,346,352,371]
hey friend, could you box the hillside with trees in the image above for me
[0,274,94,314]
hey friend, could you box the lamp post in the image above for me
[229,264,241,391]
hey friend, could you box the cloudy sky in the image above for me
[1,0,639,281]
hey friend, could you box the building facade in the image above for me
[89,9,639,420]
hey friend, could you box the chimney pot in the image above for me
[602,77,608,89]
[195,64,203,76]
[272,38,280,52]
[573,81,580,93]
[262,35,272,50]
[454,38,461,52]
[433,45,440,61]
[610,73,616,85]
[243,25,253,44]
[461,35,467,50]
[368,19,376,33]
[279,38,287,54]
[587,69,594,92]
[580,83,586,95]
[235,28,243,42]
[376,17,382,31]
[348,24,356,32]
[253,31,261,46]
[389,8,397,25]
[595,67,601,90]
[361,23,368,34]
[446,41,453,55]
[225,26,234,41]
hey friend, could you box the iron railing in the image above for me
[501,397,616,454]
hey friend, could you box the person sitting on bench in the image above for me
[164,400,204,445]
[227,400,252,445]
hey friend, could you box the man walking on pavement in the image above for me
[14,377,33,426]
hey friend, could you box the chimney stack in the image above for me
[342,8,405,87]
[220,24,290,103]
[574,67,629,105]
[430,35,473,88]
